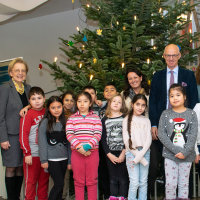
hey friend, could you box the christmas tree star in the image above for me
[96,29,102,36]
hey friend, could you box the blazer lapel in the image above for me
[24,83,29,100]
[9,80,23,109]
[162,69,167,103]
[178,67,183,83]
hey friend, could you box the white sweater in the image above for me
[194,103,200,155]
[122,115,152,165]
[194,103,200,144]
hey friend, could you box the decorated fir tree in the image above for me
[42,0,200,98]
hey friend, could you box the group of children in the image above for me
[18,82,200,200]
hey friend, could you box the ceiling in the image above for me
[0,0,179,26]
[0,0,81,25]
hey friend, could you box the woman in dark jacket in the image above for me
[0,58,31,200]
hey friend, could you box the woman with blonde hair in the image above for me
[101,94,129,200]
[0,58,31,200]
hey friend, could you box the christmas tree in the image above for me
[42,0,200,98]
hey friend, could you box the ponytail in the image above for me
[127,109,134,150]
[127,94,147,150]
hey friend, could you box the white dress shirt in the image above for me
[166,66,179,108]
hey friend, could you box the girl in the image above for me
[122,94,152,200]
[61,91,76,119]
[66,92,102,200]
[38,96,71,200]
[101,94,129,200]
[194,103,200,166]
[158,83,198,200]
[61,91,75,200]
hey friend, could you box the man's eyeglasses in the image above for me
[164,54,179,58]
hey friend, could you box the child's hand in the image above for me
[25,155,32,165]
[107,153,119,164]
[77,146,86,155]
[19,105,30,117]
[67,164,72,170]
[84,151,91,157]
[195,155,200,164]
[118,150,125,163]
[95,99,102,107]
[175,152,185,159]
[41,162,48,169]
[1,141,11,150]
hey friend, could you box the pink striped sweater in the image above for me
[66,110,102,150]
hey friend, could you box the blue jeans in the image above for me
[126,149,150,200]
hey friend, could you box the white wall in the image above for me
[0,8,80,98]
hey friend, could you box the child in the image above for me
[61,91,75,200]
[101,94,129,200]
[19,86,49,200]
[66,91,102,200]
[98,83,117,200]
[38,96,71,200]
[61,91,76,118]
[158,83,198,200]
[99,83,118,119]
[123,94,152,200]
[83,85,102,115]
[194,103,200,168]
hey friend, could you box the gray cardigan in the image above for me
[158,108,197,163]
[38,118,71,164]
[0,80,31,142]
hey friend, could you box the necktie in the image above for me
[168,71,174,109]
[170,70,174,87]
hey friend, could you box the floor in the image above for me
[1,198,199,200]
[1,198,200,200]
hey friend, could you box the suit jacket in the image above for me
[0,80,31,142]
[149,67,198,127]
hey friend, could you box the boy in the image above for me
[99,83,117,119]
[83,85,101,115]
[98,83,117,200]
[19,87,49,200]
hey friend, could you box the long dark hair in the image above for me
[61,91,76,113]
[124,68,149,99]
[43,96,66,132]
[61,91,76,103]
[127,94,147,150]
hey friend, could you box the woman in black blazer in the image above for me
[0,58,31,200]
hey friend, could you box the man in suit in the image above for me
[148,44,198,199]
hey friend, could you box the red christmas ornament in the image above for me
[38,63,43,70]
